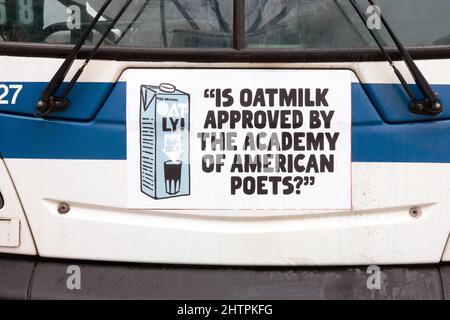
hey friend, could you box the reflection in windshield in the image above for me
[103,0,234,48]
[245,0,450,49]
[1,0,450,49]
[0,0,233,48]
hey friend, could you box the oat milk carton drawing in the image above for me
[140,83,190,199]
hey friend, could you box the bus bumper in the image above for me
[1,255,449,300]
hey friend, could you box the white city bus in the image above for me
[0,0,450,299]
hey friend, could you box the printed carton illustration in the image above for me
[140,83,190,199]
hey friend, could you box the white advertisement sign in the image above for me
[126,69,352,210]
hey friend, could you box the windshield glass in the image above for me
[0,0,449,49]
[245,0,450,49]
[0,0,233,48]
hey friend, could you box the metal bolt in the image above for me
[432,102,443,111]
[415,102,424,111]
[409,206,422,218]
[58,202,70,214]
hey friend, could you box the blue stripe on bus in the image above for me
[362,83,450,123]
[0,82,449,163]
[0,82,115,121]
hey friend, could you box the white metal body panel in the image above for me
[442,236,450,262]
[4,158,449,266]
[1,57,449,85]
[0,57,449,265]
[0,218,19,247]
[0,159,37,253]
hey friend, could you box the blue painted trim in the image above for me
[363,83,450,124]
[0,82,126,160]
[0,82,449,163]
[0,82,115,121]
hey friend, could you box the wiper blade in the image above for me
[36,0,133,117]
[349,0,443,115]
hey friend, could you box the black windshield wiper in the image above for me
[348,0,443,116]
[36,0,133,117]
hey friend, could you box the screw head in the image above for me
[36,100,47,112]
[432,102,443,111]
[58,202,70,215]
[415,102,424,111]
[409,206,422,218]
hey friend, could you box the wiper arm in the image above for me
[349,0,443,115]
[36,0,133,117]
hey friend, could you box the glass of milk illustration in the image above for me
[140,83,190,199]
